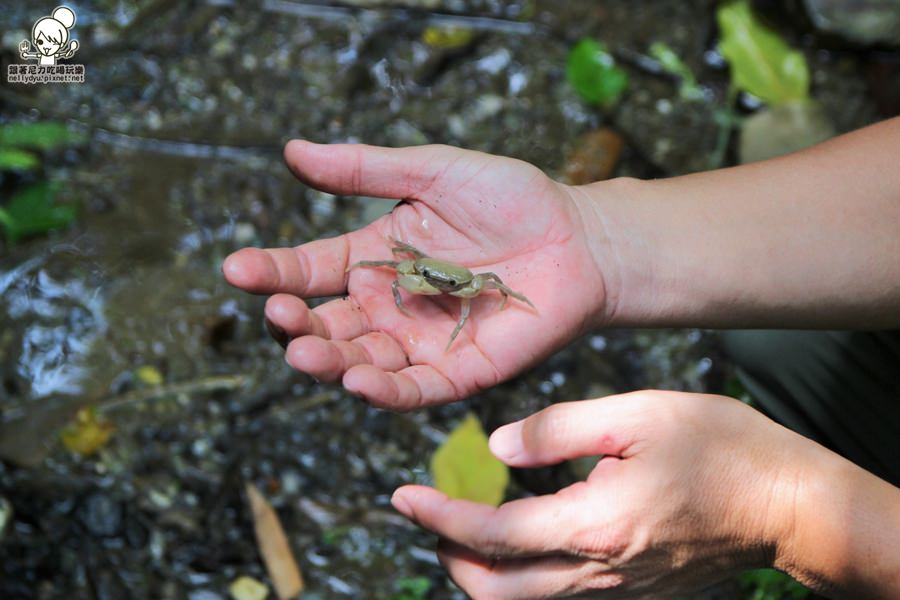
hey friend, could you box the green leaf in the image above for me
[717,0,810,105]
[393,576,432,600]
[430,413,509,506]
[738,569,811,599]
[0,182,77,242]
[566,38,629,109]
[649,42,704,101]
[0,121,84,151]
[0,147,40,171]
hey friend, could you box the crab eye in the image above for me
[422,269,430,277]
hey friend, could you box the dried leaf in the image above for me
[60,407,114,456]
[430,413,509,506]
[245,484,304,599]
[422,26,474,49]
[717,0,810,104]
[136,365,164,386]
[229,575,270,600]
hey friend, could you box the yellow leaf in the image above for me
[422,26,474,49]
[136,365,163,386]
[245,484,304,600]
[229,575,269,600]
[60,407,114,456]
[430,413,509,506]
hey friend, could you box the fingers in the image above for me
[342,364,459,410]
[488,395,649,468]
[265,295,368,341]
[390,485,585,558]
[223,235,354,298]
[286,333,409,383]
[437,540,623,600]
[284,140,463,199]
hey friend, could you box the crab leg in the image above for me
[346,260,399,272]
[390,239,429,259]
[480,273,535,310]
[389,279,413,317]
[446,296,471,351]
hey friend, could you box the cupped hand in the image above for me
[391,392,810,598]
[223,141,608,409]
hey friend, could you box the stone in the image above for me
[739,100,836,164]
[804,0,900,45]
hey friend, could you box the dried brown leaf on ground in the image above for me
[245,483,304,599]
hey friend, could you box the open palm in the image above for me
[223,141,607,410]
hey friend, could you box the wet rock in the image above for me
[616,80,722,175]
[863,59,900,117]
[0,496,10,541]
[78,493,124,538]
[804,0,900,45]
[564,128,625,184]
[739,101,836,164]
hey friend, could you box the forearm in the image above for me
[577,117,900,328]
[775,442,900,599]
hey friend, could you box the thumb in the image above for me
[283,140,463,200]
[488,394,649,468]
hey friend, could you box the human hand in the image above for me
[223,141,609,409]
[391,392,811,598]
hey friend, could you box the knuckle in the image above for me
[567,521,632,561]
[525,404,571,450]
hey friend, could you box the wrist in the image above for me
[773,439,900,598]
[566,176,664,328]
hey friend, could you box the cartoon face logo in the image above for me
[19,6,80,66]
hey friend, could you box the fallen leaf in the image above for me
[136,365,164,386]
[0,182,76,242]
[566,38,629,109]
[245,484,304,599]
[717,0,810,105]
[422,26,474,49]
[564,128,624,184]
[0,121,84,151]
[60,407,114,456]
[0,147,40,171]
[229,575,269,600]
[430,413,509,506]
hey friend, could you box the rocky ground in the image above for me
[0,1,894,598]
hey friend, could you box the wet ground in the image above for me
[0,1,895,598]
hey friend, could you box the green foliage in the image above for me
[0,121,83,151]
[430,413,509,506]
[717,0,810,105]
[649,42,704,101]
[0,147,40,171]
[739,569,811,600]
[566,38,629,109]
[0,182,77,242]
[0,121,82,243]
[391,576,432,600]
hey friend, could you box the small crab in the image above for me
[347,239,535,350]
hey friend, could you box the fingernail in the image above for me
[489,425,524,461]
[265,318,289,349]
[391,490,414,519]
